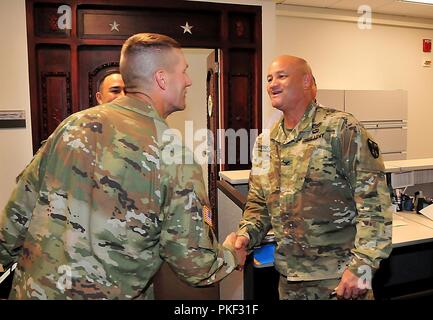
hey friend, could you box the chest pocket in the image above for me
[306,141,338,182]
[279,144,315,195]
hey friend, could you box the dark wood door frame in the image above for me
[206,49,219,228]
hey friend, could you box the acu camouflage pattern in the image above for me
[0,96,238,300]
[238,102,392,281]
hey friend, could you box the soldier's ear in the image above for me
[303,74,312,89]
[96,92,103,104]
[155,70,167,90]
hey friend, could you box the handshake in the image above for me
[222,232,250,271]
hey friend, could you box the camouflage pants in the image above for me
[278,276,374,300]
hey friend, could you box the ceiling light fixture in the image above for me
[399,0,433,5]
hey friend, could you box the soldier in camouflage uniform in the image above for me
[235,55,392,300]
[0,33,245,300]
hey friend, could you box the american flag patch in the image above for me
[202,205,213,228]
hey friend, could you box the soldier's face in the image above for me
[165,49,192,115]
[266,58,305,111]
[96,73,125,104]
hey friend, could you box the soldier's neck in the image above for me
[282,99,311,129]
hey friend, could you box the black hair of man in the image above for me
[97,70,121,92]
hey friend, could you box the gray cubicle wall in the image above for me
[316,89,407,161]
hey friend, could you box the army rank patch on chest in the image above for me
[367,138,380,159]
[202,205,213,228]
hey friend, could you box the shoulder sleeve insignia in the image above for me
[367,138,380,159]
[202,205,213,228]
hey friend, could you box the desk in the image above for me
[385,158,433,172]
[393,212,433,247]
[218,169,433,300]
[219,158,433,188]
[219,170,250,184]
[396,212,433,230]
[220,158,433,180]
[374,213,433,299]
[385,158,433,188]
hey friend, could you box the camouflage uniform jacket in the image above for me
[0,96,238,299]
[238,102,392,281]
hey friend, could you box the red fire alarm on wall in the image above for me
[423,39,431,52]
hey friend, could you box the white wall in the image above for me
[0,0,32,210]
[188,0,277,130]
[276,11,433,159]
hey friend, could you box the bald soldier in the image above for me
[235,55,392,300]
[0,33,246,300]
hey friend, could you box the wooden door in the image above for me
[78,46,122,109]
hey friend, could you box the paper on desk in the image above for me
[420,204,433,221]
[393,217,408,227]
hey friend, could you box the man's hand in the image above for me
[335,269,368,299]
[234,234,249,251]
[223,232,247,269]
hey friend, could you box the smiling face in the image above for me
[266,56,312,112]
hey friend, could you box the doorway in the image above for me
[166,48,214,194]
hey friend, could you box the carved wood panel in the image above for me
[226,49,255,170]
[35,45,71,145]
[78,46,122,109]
[41,72,71,140]
[34,3,71,37]
[79,8,220,44]
[229,13,254,43]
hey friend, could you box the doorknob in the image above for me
[207,95,213,117]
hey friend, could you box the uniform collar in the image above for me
[109,95,167,125]
[271,101,317,145]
